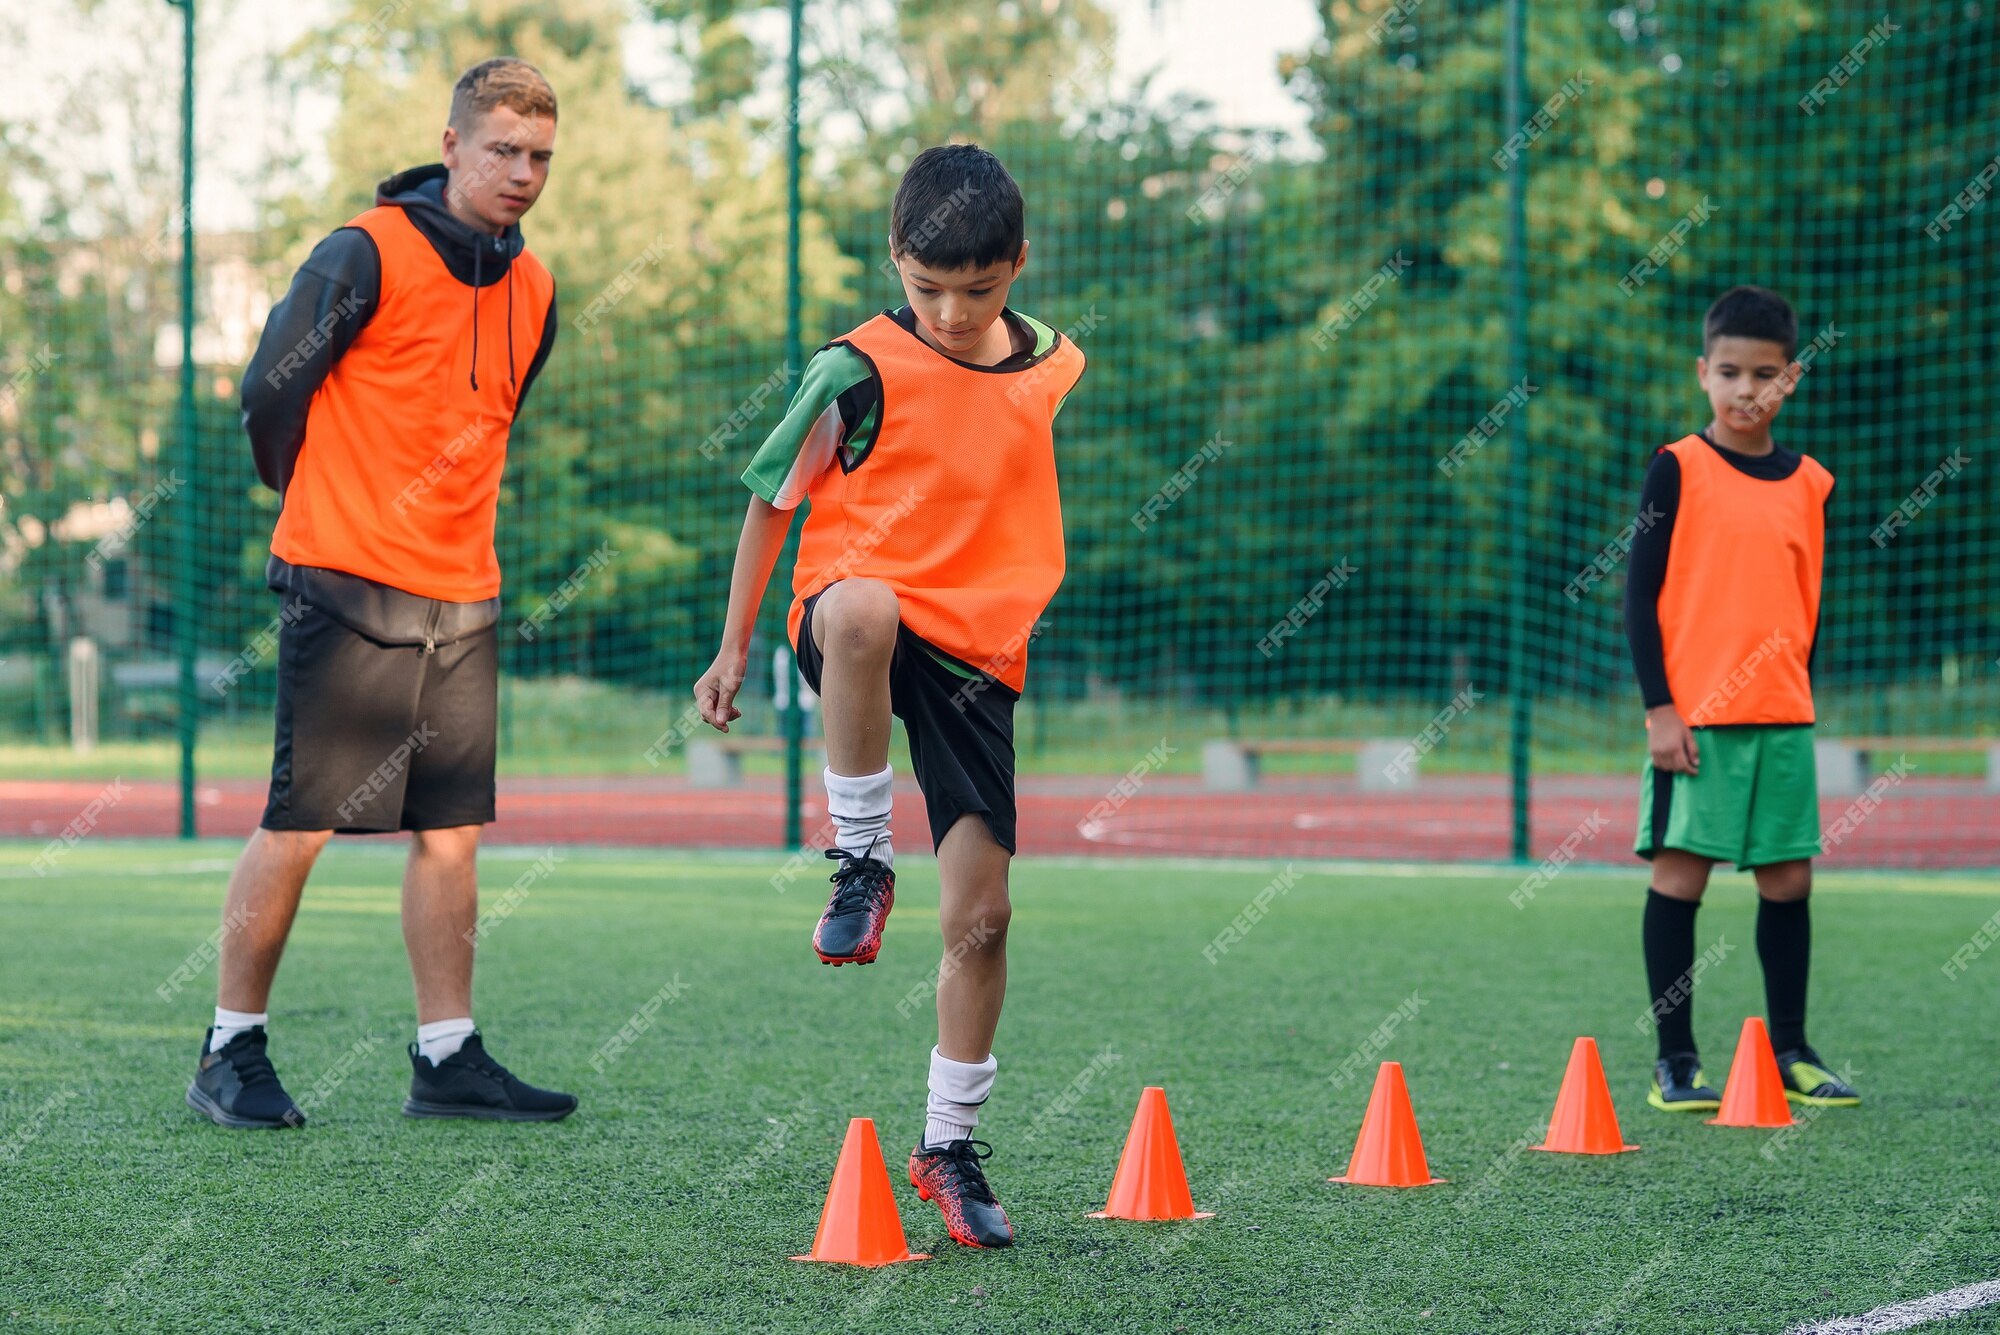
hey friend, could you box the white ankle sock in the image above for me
[924,1046,997,1148]
[210,1008,267,1052]
[824,765,894,867]
[416,1017,476,1065]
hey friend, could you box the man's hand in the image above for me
[1645,704,1699,774]
[694,650,748,732]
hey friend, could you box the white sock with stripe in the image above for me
[924,1046,997,1149]
[824,765,894,867]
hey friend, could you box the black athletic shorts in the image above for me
[261,601,498,834]
[794,586,1019,854]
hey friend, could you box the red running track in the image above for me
[2,774,1993,869]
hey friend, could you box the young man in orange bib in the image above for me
[1624,286,1859,1114]
[193,60,574,1129]
[694,145,1084,1248]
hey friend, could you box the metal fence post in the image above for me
[781,0,805,850]
[1503,0,1532,862]
[167,0,198,839]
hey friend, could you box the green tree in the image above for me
[1281,0,2000,723]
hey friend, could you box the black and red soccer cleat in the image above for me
[812,848,895,965]
[910,1138,1014,1248]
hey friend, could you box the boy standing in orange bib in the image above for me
[1624,286,1859,1114]
[694,145,1083,1248]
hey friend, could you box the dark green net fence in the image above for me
[3,0,1995,865]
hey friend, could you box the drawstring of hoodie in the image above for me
[468,235,518,391]
[375,166,528,395]
[470,243,482,392]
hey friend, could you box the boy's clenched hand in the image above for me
[694,651,747,732]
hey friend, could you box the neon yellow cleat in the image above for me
[1648,1052,1722,1112]
[1776,1046,1861,1107]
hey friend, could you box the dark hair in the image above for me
[889,144,1025,271]
[1704,285,1797,358]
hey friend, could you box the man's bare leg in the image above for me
[396,824,577,1120]
[401,825,480,1026]
[215,827,333,1014]
[192,827,330,1128]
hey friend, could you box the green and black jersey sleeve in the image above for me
[740,344,881,510]
[740,307,1072,510]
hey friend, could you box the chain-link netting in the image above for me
[3,0,1994,865]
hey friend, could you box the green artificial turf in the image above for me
[3,840,1997,1333]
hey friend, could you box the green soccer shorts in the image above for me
[1635,724,1822,868]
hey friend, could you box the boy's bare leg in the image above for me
[935,814,1012,1062]
[910,812,1017,1247]
[1650,848,1713,902]
[804,578,903,961]
[809,578,898,775]
[1751,858,1810,902]
[401,825,481,1025]
[215,828,334,1014]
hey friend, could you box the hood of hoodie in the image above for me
[375,163,523,288]
[374,163,532,391]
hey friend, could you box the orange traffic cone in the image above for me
[1089,1087,1214,1220]
[1330,1061,1446,1187]
[791,1118,930,1265]
[1707,1017,1794,1128]
[1533,1037,1638,1154]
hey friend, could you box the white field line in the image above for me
[0,859,236,880]
[1787,1280,2000,1334]
[7,843,1985,893]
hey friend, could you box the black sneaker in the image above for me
[812,848,895,966]
[910,1138,1014,1248]
[186,1027,305,1129]
[1647,1051,1722,1113]
[402,1033,577,1122]
[1775,1045,1861,1107]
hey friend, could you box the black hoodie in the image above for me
[241,164,559,494]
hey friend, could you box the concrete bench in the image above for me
[1202,737,1413,792]
[1815,735,2000,796]
[686,735,825,788]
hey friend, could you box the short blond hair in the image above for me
[449,58,558,131]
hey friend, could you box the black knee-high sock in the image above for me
[1643,889,1701,1059]
[1757,896,1811,1053]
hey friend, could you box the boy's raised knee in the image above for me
[818,580,901,659]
